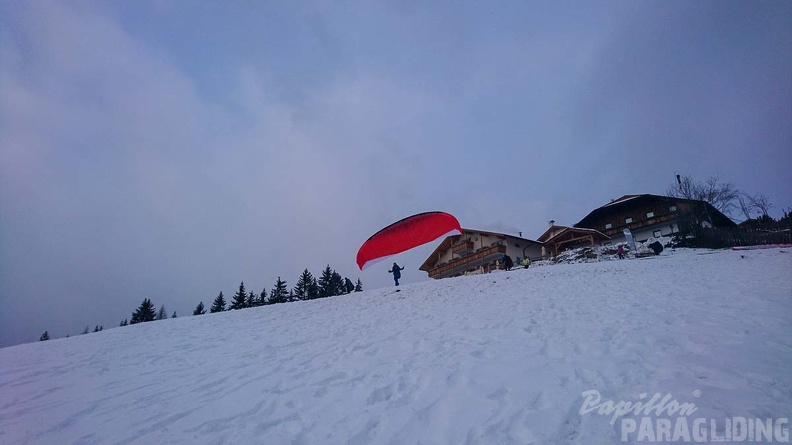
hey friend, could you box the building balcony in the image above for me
[451,240,474,256]
[602,213,677,237]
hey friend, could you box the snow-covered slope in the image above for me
[2,248,791,444]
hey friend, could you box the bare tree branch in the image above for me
[738,195,753,221]
[747,193,773,216]
[665,174,740,216]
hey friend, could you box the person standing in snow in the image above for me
[503,254,513,271]
[617,245,625,259]
[522,257,531,269]
[389,262,404,286]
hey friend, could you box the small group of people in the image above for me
[501,254,531,270]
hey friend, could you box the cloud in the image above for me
[0,1,455,346]
[1,0,790,347]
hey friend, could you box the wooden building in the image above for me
[419,229,543,279]
[574,194,736,244]
[536,225,610,258]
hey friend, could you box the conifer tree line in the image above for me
[196,265,363,314]
[39,265,362,341]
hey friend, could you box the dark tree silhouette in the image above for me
[330,271,345,296]
[318,266,334,298]
[293,269,314,301]
[246,290,257,308]
[131,298,157,324]
[230,282,247,310]
[270,277,289,304]
[210,292,226,313]
[308,278,319,300]
[258,287,269,306]
[193,301,206,315]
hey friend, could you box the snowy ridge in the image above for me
[1,248,791,444]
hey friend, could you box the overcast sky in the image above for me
[1,0,790,347]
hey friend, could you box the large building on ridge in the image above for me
[574,194,736,245]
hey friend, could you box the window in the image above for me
[646,212,654,218]
[605,223,612,229]
[669,206,677,212]
[653,230,662,237]
[625,217,633,224]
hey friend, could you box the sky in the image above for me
[1,0,790,347]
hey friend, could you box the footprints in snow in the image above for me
[366,384,395,405]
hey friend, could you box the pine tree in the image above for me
[330,271,345,297]
[157,305,168,320]
[210,292,226,313]
[259,287,269,305]
[131,298,157,324]
[120,319,128,327]
[318,265,334,298]
[246,290,257,308]
[94,325,100,332]
[308,278,319,300]
[294,269,314,301]
[780,207,791,223]
[270,277,288,304]
[354,278,363,292]
[230,282,247,310]
[171,312,177,318]
[193,301,206,315]
[40,331,50,341]
[82,326,90,334]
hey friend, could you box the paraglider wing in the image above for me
[356,212,462,270]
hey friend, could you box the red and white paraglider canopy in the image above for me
[356,212,462,270]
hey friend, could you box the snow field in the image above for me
[1,248,790,444]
